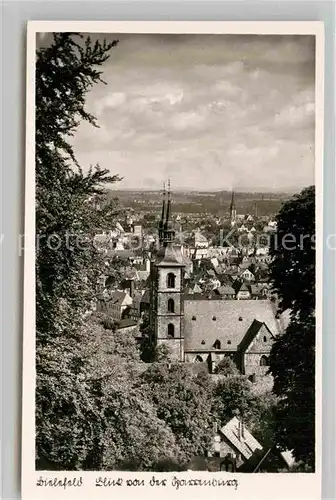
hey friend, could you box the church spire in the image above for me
[158,181,166,246]
[165,178,171,227]
[229,189,237,225]
[162,179,175,247]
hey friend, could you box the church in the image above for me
[149,183,287,379]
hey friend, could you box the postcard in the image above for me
[22,20,324,500]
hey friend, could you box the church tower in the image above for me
[150,180,185,361]
[229,189,237,226]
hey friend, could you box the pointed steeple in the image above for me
[229,189,237,224]
[229,189,235,213]
[165,178,171,228]
[158,181,166,246]
[162,179,175,247]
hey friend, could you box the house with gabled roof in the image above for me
[135,269,150,283]
[236,282,251,299]
[206,416,295,472]
[240,268,255,282]
[185,283,203,295]
[216,285,236,299]
[194,231,209,249]
[97,290,133,321]
[250,283,268,299]
[209,416,263,467]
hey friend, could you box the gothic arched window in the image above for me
[260,355,269,366]
[213,340,221,349]
[167,273,176,289]
[167,323,175,338]
[194,355,203,363]
[168,298,175,313]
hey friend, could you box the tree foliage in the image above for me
[269,186,315,468]
[269,186,315,318]
[270,317,315,466]
[35,33,122,467]
[214,356,240,376]
[36,33,121,342]
[140,363,214,463]
[212,375,258,426]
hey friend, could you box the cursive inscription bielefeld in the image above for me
[36,476,83,489]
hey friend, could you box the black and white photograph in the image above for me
[22,21,324,500]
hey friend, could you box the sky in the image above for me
[38,33,316,192]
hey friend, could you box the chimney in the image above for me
[238,419,244,441]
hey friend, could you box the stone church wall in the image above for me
[157,315,183,340]
[157,292,182,315]
[244,353,270,377]
[157,267,183,292]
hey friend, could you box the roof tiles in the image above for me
[184,299,281,351]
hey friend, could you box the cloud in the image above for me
[274,102,315,127]
[69,33,315,191]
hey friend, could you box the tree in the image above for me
[212,375,278,452]
[97,384,182,470]
[247,391,278,449]
[35,33,122,468]
[269,186,315,318]
[269,186,315,468]
[36,33,121,342]
[214,356,239,376]
[140,363,214,464]
[212,375,259,427]
[77,319,181,471]
[269,317,315,466]
[36,312,185,471]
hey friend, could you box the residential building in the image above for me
[236,282,251,299]
[240,269,255,281]
[97,290,133,320]
[194,231,209,249]
[206,416,295,472]
[216,285,236,299]
[193,247,208,260]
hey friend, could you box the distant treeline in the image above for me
[107,189,293,203]
[107,191,289,217]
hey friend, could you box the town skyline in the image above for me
[107,183,312,193]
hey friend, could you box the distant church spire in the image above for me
[229,189,237,224]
